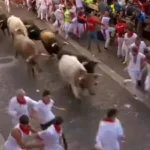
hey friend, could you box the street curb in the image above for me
[44,21,150,108]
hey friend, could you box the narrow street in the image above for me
[0,2,150,150]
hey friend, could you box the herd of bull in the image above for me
[0,13,102,100]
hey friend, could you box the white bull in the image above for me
[7,15,28,39]
[58,54,101,100]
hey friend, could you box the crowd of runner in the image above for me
[2,0,150,149]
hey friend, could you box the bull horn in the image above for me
[63,41,69,45]
[30,29,35,33]
[52,43,58,47]
[82,61,88,65]
[39,53,49,57]
[95,60,102,63]
[93,73,103,77]
[25,25,32,28]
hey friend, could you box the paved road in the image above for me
[0,2,150,150]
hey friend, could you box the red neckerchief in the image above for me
[19,125,31,135]
[127,32,133,38]
[54,125,62,134]
[17,97,27,105]
[104,118,115,123]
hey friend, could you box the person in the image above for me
[64,3,74,39]
[37,0,48,20]
[101,11,115,50]
[95,108,124,150]
[35,116,68,150]
[130,36,147,54]
[53,4,65,33]
[4,115,43,150]
[79,12,103,52]
[124,46,145,99]
[33,89,56,130]
[77,8,86,38]
[122,25,137,64]
[145,54,150,93]
[8,89,37,127]
[115,18,126,58]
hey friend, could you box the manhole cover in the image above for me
[0,58,13,64]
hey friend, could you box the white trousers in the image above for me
[38,7,47,20]
[101,27,115,48]
[125,69,141,95]
[64,22,73,39]
[122,43,129,63]
[26,0,31,9]
[117,37,124,56]
[145,76,150,92]
[5,0,10,13]
[77,23,86,38]
[53,19,64,32]
[46,5,53,20]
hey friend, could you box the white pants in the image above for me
[125,69,141,95]
[101,27,115,48]
[5,0,10,13]
[122,42,130,62]
[26,0,31,9]
[72,22,78,36]
[77,23,86,38]
[38,7,47,20]
[53,19,64,32]
[64,22,73,39]
[145,76,150,92]
[46,5,53,20]
[117,37,124,56]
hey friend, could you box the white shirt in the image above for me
[128,52,145,71]
[123,33,137,47]
[8,96,37,126]
[95,118,124,150]
[39,0,47,9]
[101,16,110,30]
[54,9,64,21]
[130,41,147,54]
[75,0,83,8]
[34,99,55,124]
[38,125,64,150]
